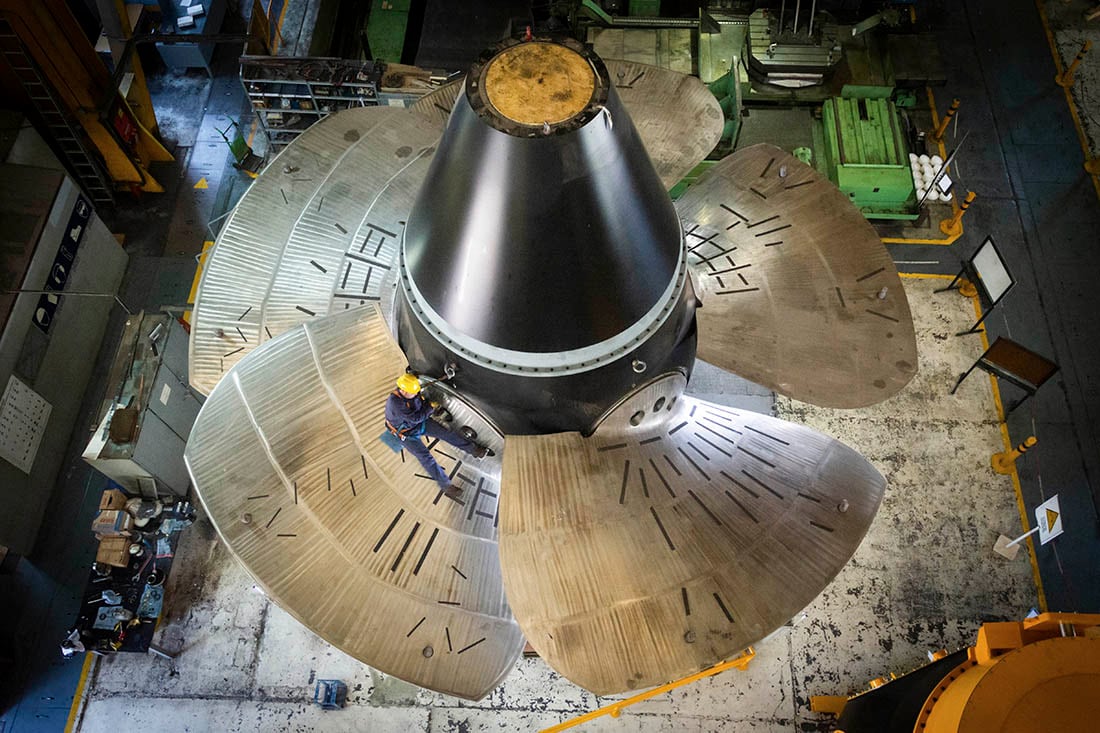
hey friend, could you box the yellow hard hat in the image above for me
[396,373,421,394]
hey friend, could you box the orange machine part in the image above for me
[917,614,1100,733]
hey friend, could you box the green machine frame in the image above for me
[821,95,917,220]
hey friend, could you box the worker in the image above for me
[385,373,488,499]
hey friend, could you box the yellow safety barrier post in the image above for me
[931,98,960,142]
[939,191,976,236]
[542,648,756,732]
[1055,40,1091,88]
[992,436,1037,475]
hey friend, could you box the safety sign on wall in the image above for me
[0,375,53,474]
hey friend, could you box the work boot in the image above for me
[444,484,463,500]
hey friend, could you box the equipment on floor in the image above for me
[810,613,1100,733]
[184,35,917,701]
[936,235,1015,335]
[215,119,265,178]
[313,679,347,710]
[821,93,918,219]
[68,489,195,655]
[950,336,1059,415]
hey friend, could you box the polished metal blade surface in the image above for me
[605,59,723,189]
[675,144,917,408]
[409,79,463,126]
[499,373,884,695]
[188,107,443,395]
[185,304,522,700]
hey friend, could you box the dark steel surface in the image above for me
[403,73,682,353]
[394,285,698,435]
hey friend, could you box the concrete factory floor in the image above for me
[4,0,1100,732]
[71,278,1037,732]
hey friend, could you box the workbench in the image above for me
[67,492,194,655]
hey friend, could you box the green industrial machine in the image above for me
[820,93,917,220]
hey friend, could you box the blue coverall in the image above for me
[384,390,476,491]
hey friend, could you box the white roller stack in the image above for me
[909,152,952,204]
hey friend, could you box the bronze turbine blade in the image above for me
[188,106,443,395]
[675,144,918,408]
[499,373,884,694]
[603,59,724,189]
[185,305,523,700]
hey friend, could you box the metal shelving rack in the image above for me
[240,56,384,149]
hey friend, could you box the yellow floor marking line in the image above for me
[63,653,94,733]
[543,649,756,732]
[964,288,1049,611]
[1035,0,1100,202]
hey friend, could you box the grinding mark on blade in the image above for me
[696,422,738,445]
[737,445,776,468]
[723,471,759,499]
[406,617,425,638]
[649,458,676,498]
[721,204,749,222]
[677,446,710,480]
[619,460,631,505]
[714,592,735,622]
[742,469,784,499]
[754,224,791,237]
[390,522,420,573]
[693,432,733,457]
[688,490,722,525]
[724,490,758,523]
[413,528,437,572]
[457,637,486,655]
[745,426,790,445]
[746,214,779,229]
[650,506,675,550]
[373,509,404,552]
[866,309,900,322]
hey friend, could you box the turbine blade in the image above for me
[499,373,883,695]
[605,59,724,189]
[675,144,917,407]
[189,107,442,395]
[185,305,523,700]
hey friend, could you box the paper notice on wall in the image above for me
[0,376,53,474]
[160,383,172,405]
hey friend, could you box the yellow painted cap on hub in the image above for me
[484,42,596,126]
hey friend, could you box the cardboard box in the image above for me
[95,535,131,568]
[99,489,129,511]
[91,509,134,537]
